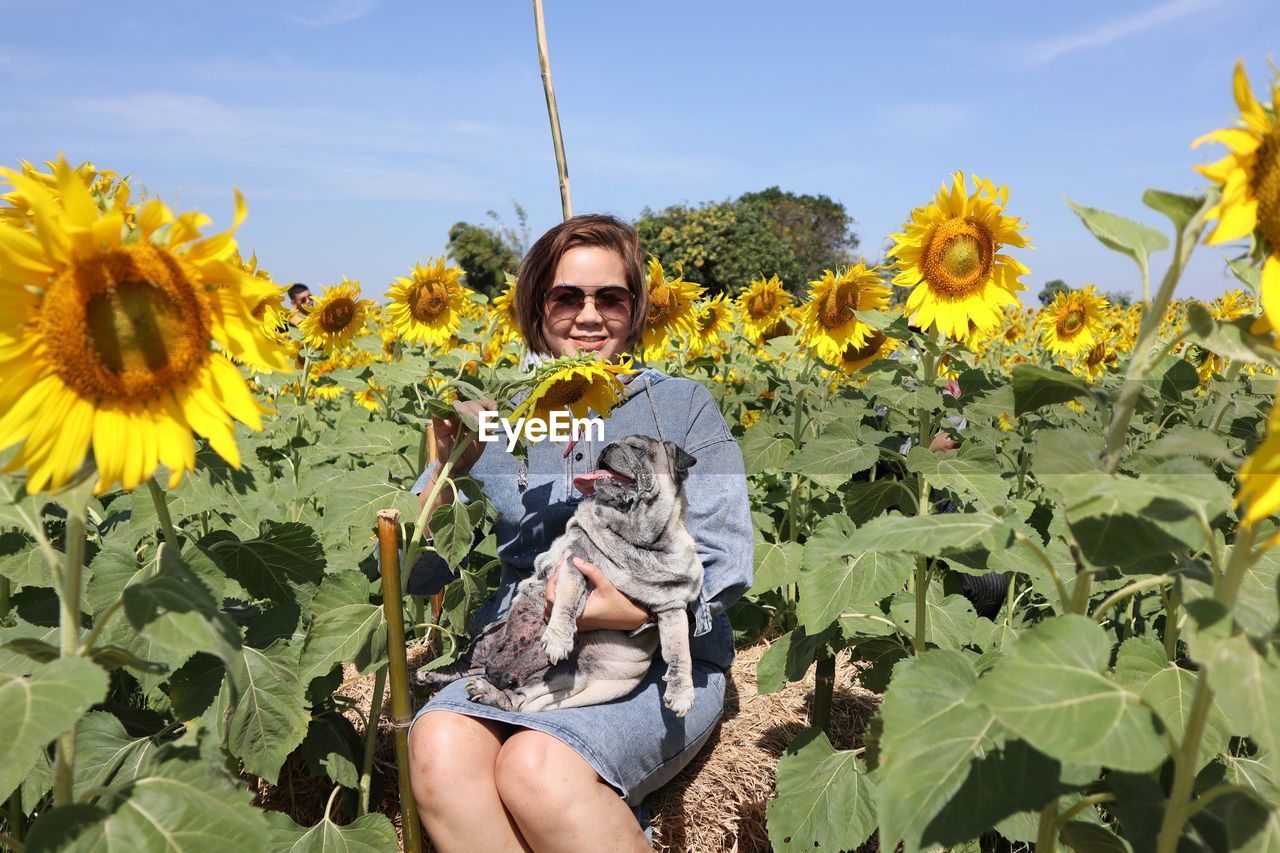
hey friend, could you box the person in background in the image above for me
[287,283,313,326]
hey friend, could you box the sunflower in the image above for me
[689,293,734,357]
[511,355,636,427]
[834,329,900,374]
[640,258,704,359]
[491,273,521,343]
[1238,402,1280,529]
[889,171,1031,340]
[384,257,470,348]
[0,156,292,494]
[996,412,1016,432]
[1,159,137,229]
[1037,285,1108,357]
[298,278,373,353]
[308,384,345,402]
[1079,337,1117,381]
[735,274,794,345]
[1195,62,1280,327]
[354,381,386,412]
[1212,288,1253,320]
[798,264,891,364]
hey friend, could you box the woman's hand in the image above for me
[544,556,650,632]
[429,399,495,476]
[928,430,960,453]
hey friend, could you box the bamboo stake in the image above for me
[426,425,445,655]
[533,0,572,220]
[376,509,424,853]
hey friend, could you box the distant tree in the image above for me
[446,203,528,297]
[634,187,859,296]
[1102,290,1133,308]
[1037,279,1070,306]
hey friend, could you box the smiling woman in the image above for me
[406,213,753,853]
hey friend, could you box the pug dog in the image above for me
[414,435,704,716]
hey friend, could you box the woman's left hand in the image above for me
[545,556,650,632]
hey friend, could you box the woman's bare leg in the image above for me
[409,711,532,853]
[494,730,650,853]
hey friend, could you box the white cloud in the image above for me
[1025,0,1209,64]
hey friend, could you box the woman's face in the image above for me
[540,245,633,362]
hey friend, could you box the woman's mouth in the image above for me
[571,336,608,351]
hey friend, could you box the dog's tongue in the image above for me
[573,468,633,496]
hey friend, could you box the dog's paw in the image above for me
[540,626,575,665]
[663,683,695,717]
[466,678,498,703]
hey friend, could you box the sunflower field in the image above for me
[2,60,1280,852]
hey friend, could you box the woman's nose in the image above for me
[575,296,604,324]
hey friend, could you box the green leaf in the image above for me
[797,514,911,631]
[56,757,270,852]
[200,520,325,612]
[1188,616,1280,767]
[1066,196,1169,286]
[888,591,979,651]
[429,500,475,571]
[971,615,1165,771]
[72,712,157,800]
[1059,472,1205,567]
[299,573,387,683]
[1059,819,1131,852]
[1187,302,1280,368]
[299,711,361,789]
[841,512,1014,557]
[1143,189,1206,233]
[906,445,1010,511]
[844,478,915,524]
[749,533,804,594]
[765,729,877,853]
[1112,636,1167,691]
[0,657,109,801]
[265,810,401,852]
[167,653,226,720]
[317,465,419,572]
[1140,666,1231,770]
[740,430,795,476]
[756,625,837,694]
[877,650,1000,853]
[1013,364,1096,416]
[1229,256,1263,292]
[0,529,48,587]
[224,643,310,785]
[785,430,879,489]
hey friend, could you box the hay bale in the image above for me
[260,639,880,852]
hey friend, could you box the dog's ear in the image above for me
[665,442,697,483]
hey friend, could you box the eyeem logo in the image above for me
[476,410,604,452]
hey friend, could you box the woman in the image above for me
[407,214,753,852]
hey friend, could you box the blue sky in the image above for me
[2,0,1275,301]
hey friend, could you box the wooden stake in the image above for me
[376,508,423,853]
[533,0,572,221]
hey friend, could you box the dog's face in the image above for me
[574,435,696,511]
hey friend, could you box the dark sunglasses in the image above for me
[544,285,633,320]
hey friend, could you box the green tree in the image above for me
[1037,279,1070,306]
[635,187,859,296]
[446,204,528,297]
[1102,289,1133,308]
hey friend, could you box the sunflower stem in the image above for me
[146,478,179,547]
[1156,670,1215,853]
[358,666,387,816]
[53,490,90,808]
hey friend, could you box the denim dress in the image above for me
[408,367,754,806]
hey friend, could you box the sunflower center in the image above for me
[411,280,450,321]
[746,290,780,319]
[820,283,858,328]
[648,287,675,326]
[1251,129,1280,249]
[320,297,357,333]
[1060,309,1086,336]
[41,244,210,402]
[922,218,994,297]
[543,374,589,408]
[841,331,886,363]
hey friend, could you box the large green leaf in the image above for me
[299,711,361,789]
[844,478,915,524]
[1188,611,1280,768]
[317,464,418,572]
[1066,197,1169,287]
[906,445,1010,511]
[749,532,804,594]
[785,428,879,489]
[756,625,837,694]
[224,643,310,784]
[298,573,386,683]
[200,520,325,611]
[1140,667,1231,770]
[888,591,979,651]
[971,615,1165,771]
[765,729,877,853]
[265,810,400,852]
[1187,302,1280,368]
[0,656,109,800]
[740,429,795,477]
[55,757,270,852]
[840,512,1014,556]
[877,650,1001,853]
[798,514,911,631]
[1012,364,1095,416]
[72,711,157,800]
[429,499,475,572]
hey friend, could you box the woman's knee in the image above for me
[410,712,502,807]
[494,731,597,814]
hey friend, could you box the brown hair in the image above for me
[514,213,649,357]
